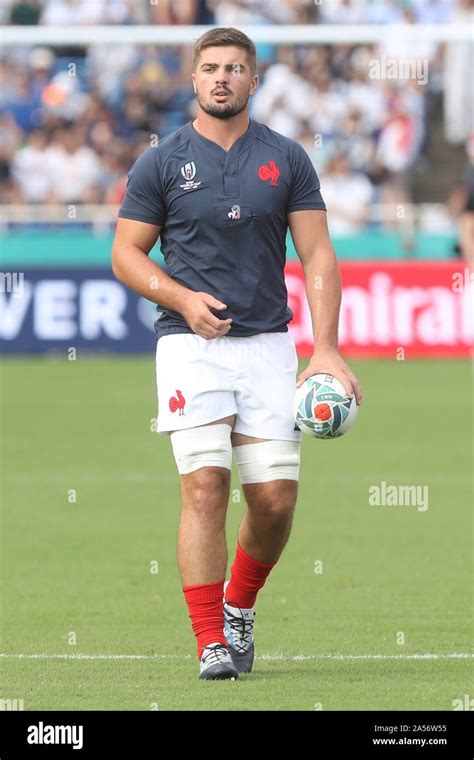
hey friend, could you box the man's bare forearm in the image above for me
[302,245,341,350]
[112,243,192,315]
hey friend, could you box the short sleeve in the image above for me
[287,142,326,213]
[118,147,166,225]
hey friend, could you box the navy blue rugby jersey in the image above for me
[118,118,326,339]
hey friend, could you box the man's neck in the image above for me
[192,110,250,152]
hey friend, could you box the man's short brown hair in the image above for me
[193,27,257,75]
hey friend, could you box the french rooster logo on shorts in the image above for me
[169,390,186,415]
[258,160,280,186]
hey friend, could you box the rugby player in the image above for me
[112,27,363,680]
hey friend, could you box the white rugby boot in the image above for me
[223,581,256,673]
[199,642,238,680]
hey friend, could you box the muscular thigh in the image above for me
[231,432,300,501]
[171,415,236,485]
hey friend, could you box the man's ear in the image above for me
[250,75,259,95]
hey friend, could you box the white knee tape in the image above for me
[170,424,232,475]
[233,440,301,484]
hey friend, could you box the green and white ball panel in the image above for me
[293,373,358,439]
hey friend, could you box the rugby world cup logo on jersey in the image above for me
[179,161,202,191]
[181,162,196,181]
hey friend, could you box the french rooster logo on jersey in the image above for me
[169,390,186,415]
[258,160,280,186]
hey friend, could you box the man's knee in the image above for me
[181,466,230,514]
[244,480,298,524]
[171,423,232,520]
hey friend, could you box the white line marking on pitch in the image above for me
[1,653,472,661]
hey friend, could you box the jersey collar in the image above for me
[182,117,258,160]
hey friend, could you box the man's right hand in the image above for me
[181,292,233,340]
[112,221,233,337]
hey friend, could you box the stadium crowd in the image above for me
[0,0,472,239]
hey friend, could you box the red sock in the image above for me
[182,579,227,660]
[225,544,278,609]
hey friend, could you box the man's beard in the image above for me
[197,92,249,120]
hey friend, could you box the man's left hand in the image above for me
[296,346,363,405]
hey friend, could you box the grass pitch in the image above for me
[0,357,472,710]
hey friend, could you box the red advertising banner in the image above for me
[286,261,473,358]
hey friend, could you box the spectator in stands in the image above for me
[306,66,348,140]
[444,0,474,144]
[82,93,118,156]
[87,44,140,110]
[41,0,133,25]
[41,70,87,122]
[320,0,369,25]
[152,0,214,25]
[366,0,403,25]
[377,5,438,64]
[28,46,55,101]
[8,0,41,24]
[263,0,319,24]
[12,127,51,202]
[101,143,129,204]
[338,108,377,175]
[374,85,423,207]
[4,70,41,132]
[214,0,318,24]
[320,151,374,236]
[45,122,102,203]
[448,134,474,264]
[346,47,387,134]
[0,145,17,203]
[412,0,452,23]
[0,109,23,202]
[213,0,271,26]
[251,63,312,139]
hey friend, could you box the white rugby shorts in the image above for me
[155,332,301,441]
